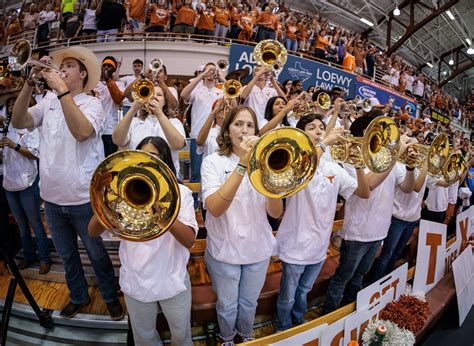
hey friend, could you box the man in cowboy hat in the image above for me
[11,46,123,320]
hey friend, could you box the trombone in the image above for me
[8,39,64,78]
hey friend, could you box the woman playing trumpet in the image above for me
[112,84,185,179]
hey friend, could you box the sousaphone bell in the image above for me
[90,150,180,241]
[248,128,318,198]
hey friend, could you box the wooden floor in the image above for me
[0,270,126,315]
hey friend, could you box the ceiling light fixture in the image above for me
[360,18,374,26]
[467,47,474,55]
[467,38,472,45]
[448,58,454,65]
[393,6,400,16]
[446,10,455,20]
[426,62,434,68]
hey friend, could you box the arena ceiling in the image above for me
[286,0,474,97]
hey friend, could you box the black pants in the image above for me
[421,208,446,224]
[102,135,117,158]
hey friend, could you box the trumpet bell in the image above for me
[248,128,318,198]
[131,79,155,104]
[217,59,229,71]
[330,116,399,173]
[253,39,288,71]
[90,150,180,242]
[8,39,32,71]
[223,79,242,98]
[443,153,461,184]
[317,92,331,110]
[149,58,163,74]
[362,98,372,113]
[427,133,450,177]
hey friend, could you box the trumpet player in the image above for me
[240,65,286,127]
[112,85,185,180]
[323,109,417,314]
[275,114,370,331]
[181,62,223,189]
[11,46,123,320]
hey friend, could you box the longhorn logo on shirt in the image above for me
[326,175,335,183]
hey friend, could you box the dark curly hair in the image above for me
[217,106,259,157]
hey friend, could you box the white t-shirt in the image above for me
[38,10,56,25]
[187,84,223,139]
[405,75,414,93]
[95,80,125,135]
[425,176,449,212]
[414,80,424,97]
[82,8,97,30]
[29,93,106,205]
[2,126,40,191]
[196,125,219,160]
[201,152,276,264]
[392,163,427,222]
[342,165,405,242]
[119,75,137,107]
[448,180,459,205]
[276,159,357,265]
[119,184,198,302]
[243,85,278,126]
[127,115,185,179]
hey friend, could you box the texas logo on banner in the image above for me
[228,43,356,98]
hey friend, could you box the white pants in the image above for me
[124,274,193,346]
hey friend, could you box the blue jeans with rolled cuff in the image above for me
[44,201,118,305]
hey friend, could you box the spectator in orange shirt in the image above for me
[256,1,278,42]
[126,0,146,32]
[5,11,22,42]
[284,17,298,52]
[237,6,253,42]
[342,46,356,73]
[173,0,196,34]
[196,3,215,36]
[229,3,242,39]
[314,28,329,60]
[147,0,170,33]
[214,1,230,38]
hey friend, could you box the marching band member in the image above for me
[240,65,286,126]
[372,133,429,280]
[2,96,51,274]
[275,113,370,331]
[258,94,306,135]
[196,98,225,162]
[112,87,185,180]
[323,109,416,314]
[89,136,198,346]
[181,62,223,188]
[201,106,283,345]
[11,46,123,320]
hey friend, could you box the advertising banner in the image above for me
[355,76,417,117]
[430,107,451,126]
[228,43,356,98]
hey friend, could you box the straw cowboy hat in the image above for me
[50,46,101,92]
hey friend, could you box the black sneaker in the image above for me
[60,297,91,319]
[107,300,124,321]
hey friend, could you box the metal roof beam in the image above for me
[386,0,459,55]
[438,61,474,88]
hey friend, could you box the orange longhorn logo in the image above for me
[326,175,335,183]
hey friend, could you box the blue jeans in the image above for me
[189,139,202,183]
[256,27,276,42]
[96,28,119,43]
[6,177,51,263]
[276,261,324,331]
[45,201,117,305]
[323,239,382,313]
[372,217,418,281]
[205,251,269,342]
[284,38,298,52]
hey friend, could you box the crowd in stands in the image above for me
[1,0,472,128]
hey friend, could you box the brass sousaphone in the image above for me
[330,116,400,173]
[90,150,180,241]
[248,128,318,198]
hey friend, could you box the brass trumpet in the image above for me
[442,153,463,185]
[253,39,288,72]
[8,39,64,78]
[330,116,400,173]
[398,133,450,176]
[149,58,163,75]
[90,150,180,241]
[223,79,242,99]
[217,59,229,72]
[131,78,155,111]
[248,128,318,198]
[289,92,332,120]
